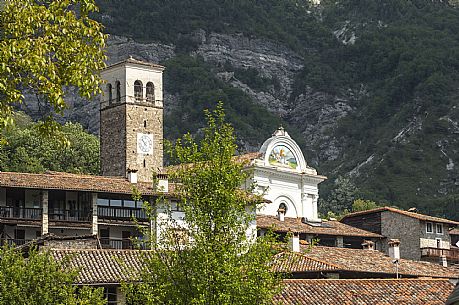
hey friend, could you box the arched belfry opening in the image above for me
[107,83,112,105]
[115,81,121,103]
[134,80,143,101]
[146,82,155,102]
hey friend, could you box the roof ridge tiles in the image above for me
[341,206,459,225]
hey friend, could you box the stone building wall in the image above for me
[100,104,127,177]
[419,221,451,249]
[380,211,421,260]
[44,237,98,250]
[125,103,163,182]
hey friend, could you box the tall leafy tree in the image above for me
[319,176,359,215]
[0,246,105,305]
[0,117,100,174]
[124,104,281,305]
[0,0,106,134]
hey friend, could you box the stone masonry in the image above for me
[100,59,164,182]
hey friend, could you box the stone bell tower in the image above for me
[99,57,165,182]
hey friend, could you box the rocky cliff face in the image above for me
[21,32,352,156]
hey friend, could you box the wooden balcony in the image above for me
[1,239,33,246]
[49,209,91,222]
[97,206,148,222]
[0,207,42,220]
[421,247,459,261]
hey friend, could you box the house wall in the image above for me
[48,228,92,237]
[419,221,450,249]
[341,212,382,235]
[380,211,421,260]
[24,189,41,208]
[452,234,459,247]
[3,225,40,242]
[0,187,6,206]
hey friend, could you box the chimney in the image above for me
[277,208,286,222]
[156,173,169,193]
[127,169,138,184]
[289,232,300,252]
[388,239,400,260]
[361,240,375,250]
[440,255,448,267]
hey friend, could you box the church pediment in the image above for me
[259,127,310,174]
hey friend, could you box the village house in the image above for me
[2,58,458,304]
[341,207,459,264]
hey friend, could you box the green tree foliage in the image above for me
[0,115,99,174]
[0,0,106,132]
[0,246,105,305]
[319,176,358,215]
[164,56,285,145]
[352,199,379,212]
[124,104,280,305]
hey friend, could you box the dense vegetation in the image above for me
[0,247,105,305]
[98,0,458,219]
[0,113,99,174]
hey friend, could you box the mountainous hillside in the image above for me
[20,0,459,219]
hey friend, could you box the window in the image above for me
[146,82,155,102]
[278,202,288,213]
[107,83,112,104]
[97,198,109,206]
[134,80,143,101]
[104,287,117,305]
[115,81,121,103]
[426,222,433,233]
[436,223,443,235]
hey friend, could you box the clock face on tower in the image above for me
[137,133,153,155]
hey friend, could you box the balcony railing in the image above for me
[97,206,148,221]
[49,209,91,222]
[2,239,32,246]
[421,247,459,261]
[99,238,148,250]
[0,207,42,220]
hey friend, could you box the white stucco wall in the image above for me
[253,129,326,221]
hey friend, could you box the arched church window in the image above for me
[278,202,288,213]
[107,83,112,105]
[134,80,143,101]
[146,82,155,102]
[115,81,121,103]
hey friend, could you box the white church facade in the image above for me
[251,127,326,222]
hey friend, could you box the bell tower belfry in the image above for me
[99,58,165,182]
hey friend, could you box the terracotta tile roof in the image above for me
[165,152,262,173]
[257,215,383,238]
[341,206,459,225]
[0,171,171,196]
[304,246,459,279]
[51,249,149,285]
[271,251,339,273]
[275,278,454,305]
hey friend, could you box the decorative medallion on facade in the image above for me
[269,145,298,169]
[259,127,308,173]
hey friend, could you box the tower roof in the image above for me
[104,56,165,71]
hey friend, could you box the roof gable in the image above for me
[341,206,459,226]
